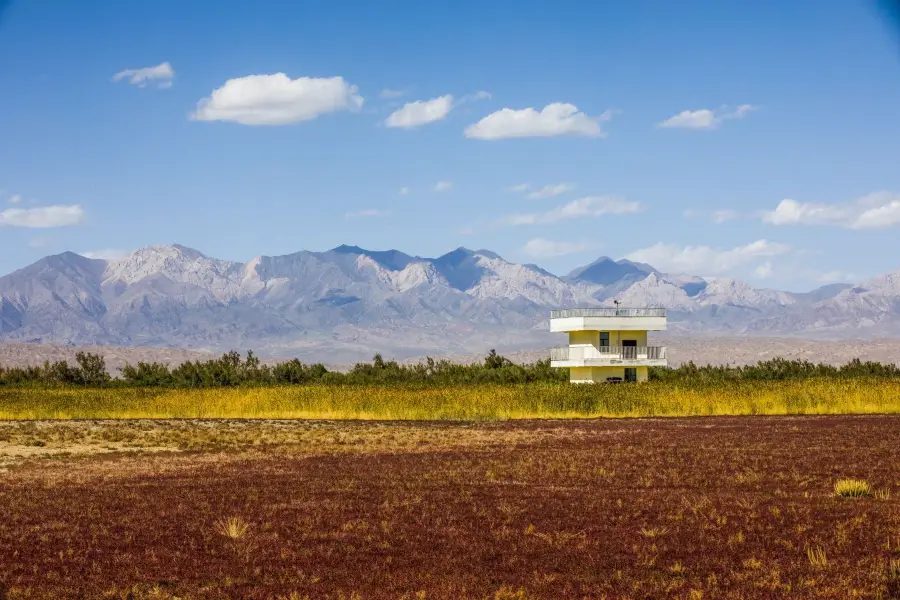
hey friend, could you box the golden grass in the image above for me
[833,478,874,498]
[215,516,249,539]
[2,378,900,420]
[807,546,829,569]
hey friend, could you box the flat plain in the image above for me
[1,416,898,599]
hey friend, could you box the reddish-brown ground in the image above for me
[1,416,899,599]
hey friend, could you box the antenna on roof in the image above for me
[613,299,621,315]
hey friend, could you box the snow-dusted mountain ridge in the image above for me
[1,243,898,360]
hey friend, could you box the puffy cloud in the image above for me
[763,192,900,229]
[192,74,363,125]
[625,239,790,275]
[509,183,531,193]
[465,103,613,140]
[658,104,758,130]
[385,95,454,129]
[112,62,175,89]
[522,238,594,258]
[499,196,642,226]
[434,181,453,193]
[0,205,85,228]
[81,249,128,260]
[526,183,575,199]
[345,209,390,218]
[753,262,774,279]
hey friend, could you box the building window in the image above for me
[600,332,609,348]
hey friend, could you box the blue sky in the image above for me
[1,0,899,291]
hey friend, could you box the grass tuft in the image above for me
[807,546,828,569]
[834,478,873,498]
[216,516,249,540]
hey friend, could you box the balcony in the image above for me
[550,308,666,318]
[550,345,668,367]
[550,307,667,333]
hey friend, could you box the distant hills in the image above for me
[1,244,898,361]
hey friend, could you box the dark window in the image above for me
[625,368,638,382]
[600,332,609,348]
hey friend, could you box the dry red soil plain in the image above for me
[1,417,899,599]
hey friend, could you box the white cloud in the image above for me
[399,186,410,195]
[459,90,492,103]
[385,95,454,129]
[8,194,21,204]
[465,104,613,140]
[522,238,594,258]
[753,262,774,279]
[379,89,405,99]
[81,249,128,260]
[625,239,790,275]
[192,74,363,125]
[499,196,642,226]
[712,210,740,224]
[434,181,453,193]
[345,209,390,218]
[509,183,531,193]
[684,208,740,223]
[763,191,900,229]
[112,62,175,89]
[658,104,758,130]
[0,205,85,228]
[526,183,575,199]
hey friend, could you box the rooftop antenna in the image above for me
[614,299,621,314]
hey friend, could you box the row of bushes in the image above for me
[0,350,567,387]
[0,351,898,388]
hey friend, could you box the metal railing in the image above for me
[550,308,666,319]
[550,345,667,361]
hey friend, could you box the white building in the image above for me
[549,307,667,383]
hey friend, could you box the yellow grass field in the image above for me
[2,379,900,420]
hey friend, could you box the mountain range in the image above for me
[2,244,899,361]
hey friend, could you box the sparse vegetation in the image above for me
[0,416,896,599]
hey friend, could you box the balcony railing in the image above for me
[550,345,667,361]
[550,308,666,319]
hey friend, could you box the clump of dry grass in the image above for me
[215,516,249,539]
[807,546,828,569]
[834,478,873,498]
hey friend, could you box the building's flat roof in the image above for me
[550,308,666,318]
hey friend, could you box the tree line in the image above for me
[0,351,898,388]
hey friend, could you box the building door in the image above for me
[622,339,637,359]
[624,368,637,382]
